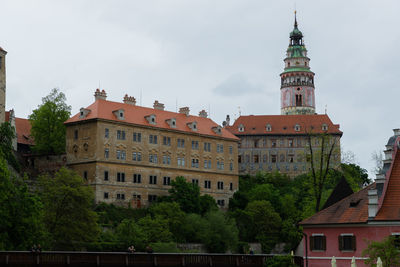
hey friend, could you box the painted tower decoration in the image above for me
[280,12,315,115]
[0,47,6,123]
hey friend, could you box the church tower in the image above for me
[0,47,6,123]
[280,12,316,115]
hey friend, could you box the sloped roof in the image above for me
[322,176,354,210]
[5,111,34,145]
[375,148,400,221]
[226,114,342,136]
[300,183,374,226]
[65,99,239,141]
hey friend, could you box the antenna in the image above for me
[175,98,178,113]
[140,89,142,106]
[325,104,327,114]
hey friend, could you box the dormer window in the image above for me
[238,124,244,132]
[79,108,91,119]
[145,114,156,125]
[266,124,272,132]
[294,124,301,132]
[212,126,222,135]
[112,109,125,120]
[187,122,197,131]
[322,124,328,131]
[166,118,177,128]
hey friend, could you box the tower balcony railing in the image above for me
[281,81,314,87]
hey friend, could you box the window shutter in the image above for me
[338,236,343,251]
[310,236,314,251]
[322,236,326,250]
[352,236,356,251]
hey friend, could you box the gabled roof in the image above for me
[322,176,354,210]
[5,111,34,146]
[300,183,374,226]
[225,114,342,136]
[65,99,239,141]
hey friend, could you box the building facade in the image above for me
[0,46,7,123]
[65,90,239,207]
[300,133,400,267]
[225,15,342,177]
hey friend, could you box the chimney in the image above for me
[394,129,400,136]
[199,110,208,118]
[94,89,107,101]
[123,94,136,105]
[179,107,190,116]
[368,189,379,219]
[153,100,165,111]
[226,115,230,126]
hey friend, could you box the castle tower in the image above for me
[0,47,7,123]
[280,12,316,115]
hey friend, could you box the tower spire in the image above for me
[294,10,298,28]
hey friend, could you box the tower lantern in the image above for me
[280,12,316,115]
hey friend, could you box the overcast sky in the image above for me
[2,0,399,177]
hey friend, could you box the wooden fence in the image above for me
[0,251,304,267]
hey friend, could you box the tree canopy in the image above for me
[29,88,71,154]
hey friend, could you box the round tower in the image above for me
[0,46,6,123]
[280,12,316,115]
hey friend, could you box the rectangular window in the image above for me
[162,155,171,165]
[204,180,211,189]
[163,176,171,185]
[217,144,224,153]
[191,158,199,168]
[338,235,356,251]
[204,142,211,152]
[133,132,142,142]
[177,157,185,167]
[104,171,109,181]
[177,138,185,148]
[148,195,157,203]
[253,155,259,163]
[238,155,242,163]
[117,130,126,140]
[149,135,158,144]
[230,162,233,171]
[74,130,78,140]
[271,155,277,163]
[83,171,88,180]
[132,152,142,161]
[133,174,142,183]
[192,141,199,150]
[149,154,158,163]
[217,161,225,170]
[230,182,233,191]
[192,179,199,186]
[149,175,157,185]
[271,139,277,147]
[116,193,125,200]
[288,139,293,147]
[310,235,326,251]
[104,148,109,159]
[217,199,225,206]
[163,136,171,146]
[104,192,109,199]
[117,172,125,182]
[105,128,109,138]
[117,150,126,160]
[217,181,224,190]
[229,146,233,154]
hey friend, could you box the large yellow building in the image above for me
[65,90,239,207]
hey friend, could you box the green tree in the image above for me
[0,122,19,170]
[115,219,147,250]
[362,236,400,267]
[37,167,99,250]
[149,202,186,241]
[29,88,71,154]
[199,211,239,253]
[199,194,218,215]
[137,215,173,244]
[0,157,45,250]
[168,176,201,213]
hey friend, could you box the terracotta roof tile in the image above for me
[375,147,400,221]
[65,99,239,141]
[15,117,34,145]
[300,184,374,225]
[226,114,342,136]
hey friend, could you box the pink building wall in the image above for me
[303,225,400,267]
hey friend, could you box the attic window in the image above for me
[79,108,91,119]
[349,199,361,207]
[283,126,287,130]
[166,118,177,128]
[294,124,301,131]
[112,109,125,120]
[187,122,198,131]
[145,114,156,125]
[238,124,244,132]
[322,124,328,131]
[266,124,272,132]
[212,126,222,135]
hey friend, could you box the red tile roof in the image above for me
[15,117,34,145]
[65,99,239,141]
[375,147,400,221]
[300,184,374,226]
[226,114,342,136]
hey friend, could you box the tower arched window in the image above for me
[288,62,290,67]
[296,94,302,106]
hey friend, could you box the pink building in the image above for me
[300,135,400,267]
